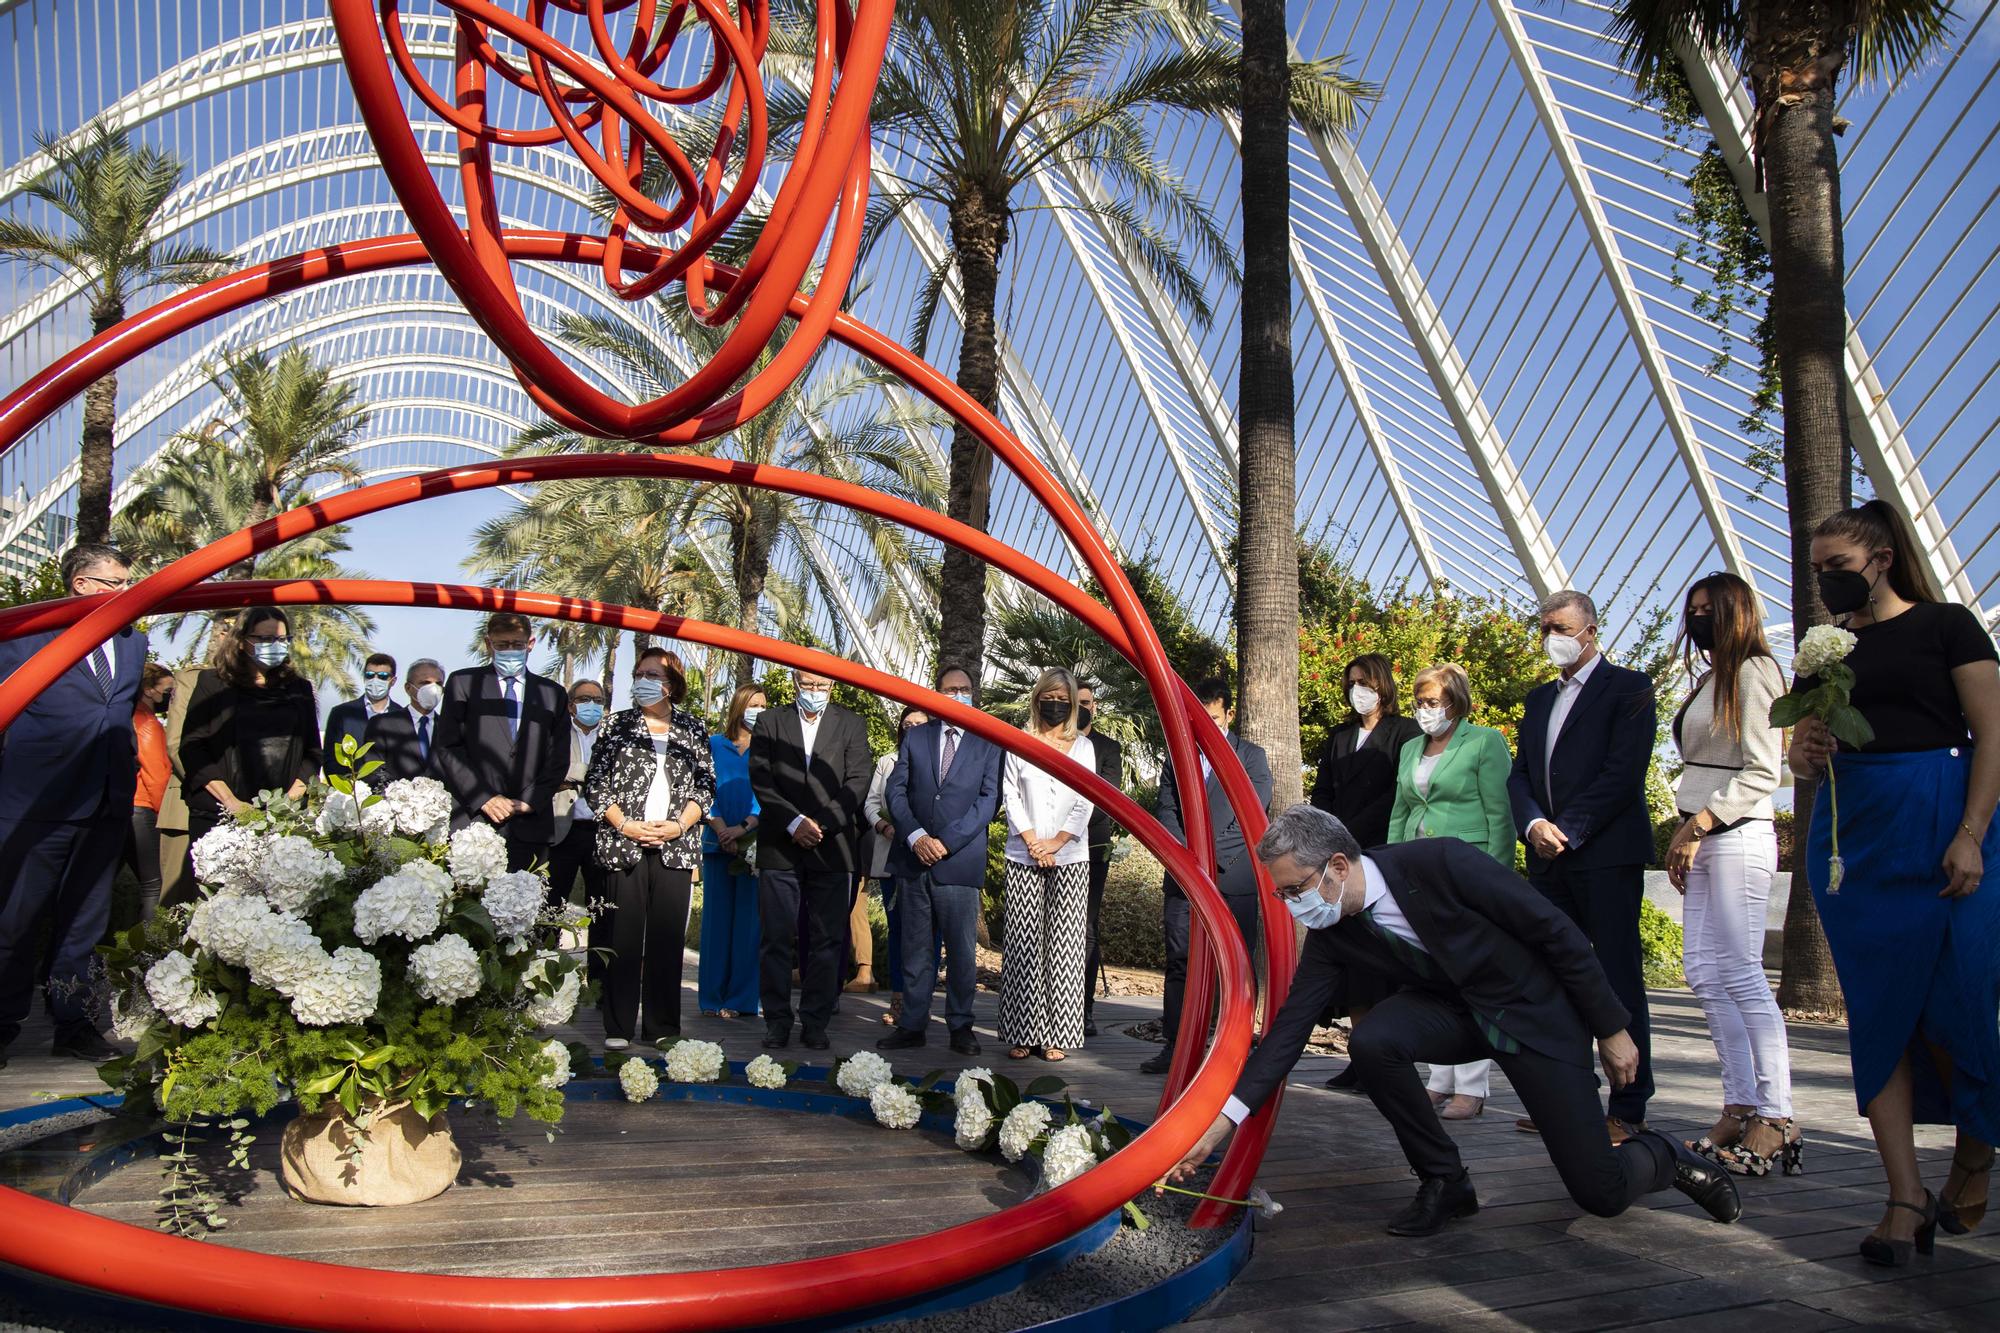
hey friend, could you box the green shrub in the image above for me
[1098,843,1166,970]
[1640,897,1684,987]
[687,878,890,965]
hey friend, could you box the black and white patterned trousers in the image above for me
[999,859,1091,1049]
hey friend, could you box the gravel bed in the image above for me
[0,1105,111,1156]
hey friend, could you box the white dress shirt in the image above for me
[786,705,825,835]
[1002,732,1096,867]
[907,721,966,848]
[570,722,600,822]
[1527,651,1603,844]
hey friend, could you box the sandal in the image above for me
[1042,1048,1067,1063]
[1687,1107,1750,1162]
[1007,1046,1034,1060]
[1714,1115,1805,1178]
[1941,1142,1995,1236]
[1860,1191,1938,1267]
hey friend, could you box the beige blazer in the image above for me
[1673,656,1786,823]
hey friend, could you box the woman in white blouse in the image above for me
[1000,667,1096,1062]
[1666,574,1799,1177]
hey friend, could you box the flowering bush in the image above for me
[618,1057,660,1102]
[744,1054,789,1090]
[98,736,585,1232]
[663,1039,726,1084]
[834,1050,893,1098]
[870,1081,923,1130]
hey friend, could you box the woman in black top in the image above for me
[1308,653,1422,1092]
[1789,501,2000,1264]
[178,606,321,845]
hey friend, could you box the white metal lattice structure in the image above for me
[1,0,1994,671]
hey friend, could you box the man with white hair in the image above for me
[1164,804,1738,1238]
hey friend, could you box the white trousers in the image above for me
[1425,1060,1491,1098]
[1681,821,1792,1117]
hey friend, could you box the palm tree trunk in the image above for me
[75,302,124,544]
[734,512,772,689]
[1236,0,1303,813]
[1749,2,1850,1017]
[602,635,620,692]
[230,492,274,583]
[939,189,1009,676]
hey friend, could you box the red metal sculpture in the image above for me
[0,2,1293,1326]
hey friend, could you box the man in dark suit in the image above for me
[0,543,148,1064]
[1077,681,1123,1038]
[749,667,871,1052]
[1165,805,1738,1236]
[1142,679,1275,1076]
[1507,589,1659,1139]
[365,657,445,782]
[434,614,569,872]
[323,650,399,777]
[879,662,1003,1056]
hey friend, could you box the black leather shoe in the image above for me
[801,1031,831,1052]
[52,1029,117,1061]
[1386,1172,1479,1236]
[949,1028,981,1056]
[1084,1016,1099,1038]
[761,1024,792,1050]
[1324,1064,1366,1095]
[1654,1131,1743,1223]
[878,1028,926,1050]
[1138,1047,1174,1076]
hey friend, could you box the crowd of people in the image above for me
[0,494,1993,1268]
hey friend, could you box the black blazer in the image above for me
[1507,658,1657,872]
[364,705,439,783]
[1234,838,1631,1113]
[1084,732,1125,849]
[322,697,390,777]
[178,669,321,817]
[0,624,147,822]
[747,703,871,874]
[434,666,570,843]
[1158,730,1275,898]
[1310,714,1424,848]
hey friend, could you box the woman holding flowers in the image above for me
[1788,500,2000,1264]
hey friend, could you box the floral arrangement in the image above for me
[833,1050,893,1098]
[663,1039,727,1084]
[99,737,585,1231]
[618,1056,660,1102]
[744,1054,791,1089]
[869,1081,923,1130]
[1773,624,1874,892]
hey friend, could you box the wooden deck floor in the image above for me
[5,956,1997,1329]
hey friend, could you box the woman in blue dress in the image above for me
[699,683,765,1018]
[1791,501,2000,1265]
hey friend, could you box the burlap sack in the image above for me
[279,1099,460,1207]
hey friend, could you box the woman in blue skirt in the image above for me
[699,683,765,1018]
[1791,500,2000,1266]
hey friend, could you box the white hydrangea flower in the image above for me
[314,783,365,836]
[998,1101,1053,1163]
[481,869,545,945]
[954,1067,994,1106]
[186,891,278,967]
[539,1038,572,1089]
[382,777,454,837]
[244,912,328,996]
[351,869,447,945]
[110,987,159,1040]
[835,1050,894,1098]
[408,934,483,1004]
[869,1081,922,1130]
[448,822,509,886]
[954,1095,995,1151]
[190,823,262,892]
[1038,1124,1099,1190]
[290,946,381,1026]
[144,951,221,1029]
[663,1039,726,1084]
[402,858,454,899]
[744,1054,788,1090]
[522,952,582,1027]
[619,1057,660,1102]
[252,835,343,915]
[1792,624,1858,678]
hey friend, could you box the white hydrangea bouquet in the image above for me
[1773,624,1875,893]
[98,736,586,1223]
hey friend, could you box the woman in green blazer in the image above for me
[1389,663,1516,1117]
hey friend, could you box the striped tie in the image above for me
[86,646,112,699]
[939,726,959,781]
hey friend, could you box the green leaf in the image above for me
[1768,693,1809,728]
[1123,1200,1151,1230]
[916,1069,947,1092]
[357,1045,399,1070]
[356,758,385,779]
[335,1074,362,1119]
[1024,1075,1067,1098]
[1827,703,1876,748]
[298,1069,345,1096]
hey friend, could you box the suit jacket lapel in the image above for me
[1548,662,1614,769]
[1428,722,1474,791]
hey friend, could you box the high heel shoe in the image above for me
[1940,1144,1994,1236]
[1687,1108,1749,1163]
[1859,1191,1938,1267]
[1714,1116,1805,1178]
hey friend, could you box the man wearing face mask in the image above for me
[435,614,570,871]
[1162,805,1739,1237]
[322,651,400,778]
[1507,590,1659,1143]
[367,659,445,782]
[749,668,872,1051]
[547,679,611,915]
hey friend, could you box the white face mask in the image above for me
[742,705,764,729]
[1284,863,1344,931]
[1544,631,1584,670]
[1414,704,1453,738]
[413,682,443,712]
[1348,684,1380,717]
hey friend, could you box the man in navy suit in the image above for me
[322,650,399,777]
[1508,589,1659,1138]
[879,663,1004,1056]
[0,543,148,1065]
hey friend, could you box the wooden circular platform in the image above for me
[69,1099,1031,1278]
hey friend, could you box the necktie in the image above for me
[418,713,432,759]
[86,645,112,699]
[940,727,959,781]
[504,677,519,740]
[1361,910,1519,1053]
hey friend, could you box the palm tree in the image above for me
[0,122,231,542]
[767,0,1371,674]
[114,440,378,693]
[485,305,944,688]
[1607,2,1952,1016]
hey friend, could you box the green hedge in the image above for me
[685,881,890,964]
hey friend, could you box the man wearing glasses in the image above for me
[0,543,148,1065]
[323,651,400,778]
[1162,804,1739,1238]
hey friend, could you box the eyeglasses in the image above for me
[362,670,393,681]
[76,573,132,591]
[1273,863,1330,901]
[634,670,669,681]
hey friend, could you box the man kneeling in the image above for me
[1165,805,1739,1236]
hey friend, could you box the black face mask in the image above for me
[1075,705,1094,731]
[1686,614,1716,652]
[1037,699,1071,729]
[1818,565,1875,616]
